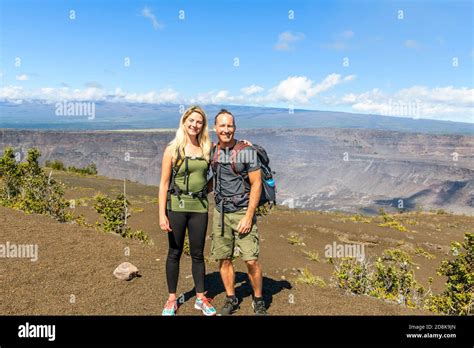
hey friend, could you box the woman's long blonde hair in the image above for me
[168,106,211,162]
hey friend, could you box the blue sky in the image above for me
[1,0,473,122]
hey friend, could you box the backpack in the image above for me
[167,149,208,211]
[211,141,276,208]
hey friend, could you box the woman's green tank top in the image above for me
[169,156,209,213]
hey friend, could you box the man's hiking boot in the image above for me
[252,297,267,315]
[218,296,239,316]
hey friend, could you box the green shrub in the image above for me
[334,239,473,315]
[370,249,425,307]
[333,249,426,308]
[0,147,72,222]
[126,229,153,245]
[297,268,326,287]
[378,212,408,232]
[93,193,130,235]
[45,160,66,171]
[349,214,372,223]
[256,204,270,216]
[0,147,22,200]
[93,193,152,244]
[414,247,436,259]
[303,250,320,262]
[287,233,304,245]
[44,159,97,175]
[67,163,97,175]
[333,257,371,295]
[428,233,473,315]
[74,214,93,228]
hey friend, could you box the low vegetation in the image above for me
[414,247,436,260]
[332,232,473,315]
[93,193,152,244]
[45,159,97,176]
[378,210,408,232]
[427,233,473,315]
[303,250,320,262]
[0,147,151,244]
[333,249,427,308]
[297,268,326,287]
[0,147,72,222]
[287,233,304,246]
[349,214,372,223]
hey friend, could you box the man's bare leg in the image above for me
[245,259,263,297]
[219,259,235,296]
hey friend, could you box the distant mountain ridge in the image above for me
[1,101,473,134]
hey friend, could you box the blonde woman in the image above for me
[158,106,216,316]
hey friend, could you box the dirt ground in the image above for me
[1,171,472,315]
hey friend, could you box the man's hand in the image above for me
[236,214,253,234]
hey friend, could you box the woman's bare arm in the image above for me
[158,146,173,231]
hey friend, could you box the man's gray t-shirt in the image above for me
[213,141,260,213]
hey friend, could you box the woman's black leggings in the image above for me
[166,210,208,294]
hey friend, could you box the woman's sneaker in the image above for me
[162,299,178,316]
[194,297,216,316]
[218,296,240,316]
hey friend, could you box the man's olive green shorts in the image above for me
[211,208,259,261]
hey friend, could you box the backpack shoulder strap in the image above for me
[230,141,250,175]
[173,148,185,173]
[210,144,219,171]
[169,149,185,196]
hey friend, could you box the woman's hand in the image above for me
[159,214,172,232]
[242,139,253,146]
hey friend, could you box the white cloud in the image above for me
[16,74,29,81]
[241,85,264,95]
[185,74,354,105]
[274,31,305,51]
[0,85,25,100]
[326,30,355,51]
[260,74,354,104]
[85,81,103,88]
[324,86,474,123]
[112,88,180,104]
[110,87,180,104]
[2,78,470,123]
[404,39,419,49]
[0,74,355,107]
[313,74,356,94]
[142,7,164,30]
[268,76,314,103]
[341,30,354,39]
[343,75,356,82]
[396,86,473,106]
[190,90,245,105]
[0,85,181,104]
